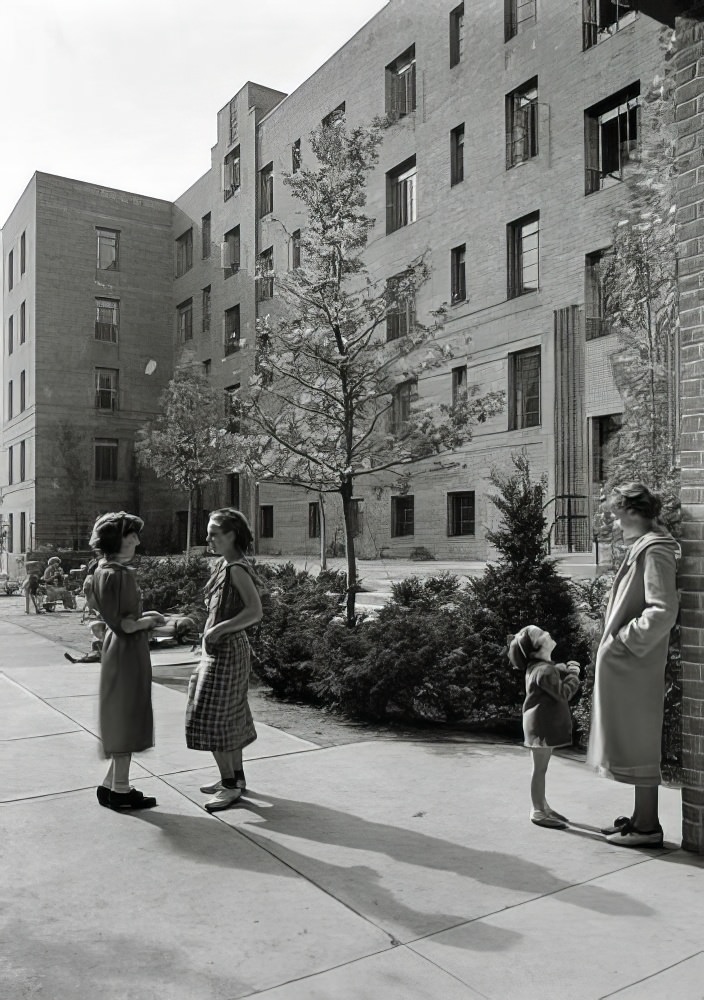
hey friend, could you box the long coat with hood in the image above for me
[587,529,679,786]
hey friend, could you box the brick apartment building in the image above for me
[0,0,672,574]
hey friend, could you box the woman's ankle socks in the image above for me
[221,777,238,789]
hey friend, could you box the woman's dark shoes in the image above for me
[600,815,630,836]
[96,786,111,807]
[107,788,157,811]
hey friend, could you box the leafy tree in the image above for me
[243,118,504,623]
[599,58,679,542]
[54,421,91,548]
[135,365,242,558]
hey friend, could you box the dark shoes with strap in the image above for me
[96,786,157,810]
[603,816,664,847]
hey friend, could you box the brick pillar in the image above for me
[675,2,704,853]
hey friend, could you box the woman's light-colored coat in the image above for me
[588,529,679,786]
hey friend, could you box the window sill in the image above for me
[506,156,539,171]
[386,220,418,238]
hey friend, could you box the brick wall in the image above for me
[246,0,665,557]
[33,174,176,554]
[675,1,704,853]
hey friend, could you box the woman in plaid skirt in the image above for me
[186,508,263,812]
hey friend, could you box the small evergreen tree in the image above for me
[464,453,590,713]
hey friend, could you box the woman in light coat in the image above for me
[588,483,679,848]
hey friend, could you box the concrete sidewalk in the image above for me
[1,616,703,1000]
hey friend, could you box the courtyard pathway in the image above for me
[1,599,703,1000]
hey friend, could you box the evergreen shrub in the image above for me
[249,563,346,700]
[137,555,212,626]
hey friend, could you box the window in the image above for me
[585,84,640,194]
[19,441,25,483]
[391,495,415,537]
[20,232,26,275]
[95,298,119,342]
[509,346,541,429]
[177,299,193,342]
[203,358,212,376]
[507,212,539,298]
[447,491,475,536]
[226,472,240,507]
[175,228,193,277]
[506,79,539,168]
[223,146,241,200]
[224,383,241,433]
[583,0,636,49]
[391,379,415,435]
[95,368,119,411]
[308,502,321,539]
[259,162,274,217]
[222,226,240,276]
[452,365,467,406]
[292,230,301,270]
[258,247,274,300]
[585,249,611,339]
[451,244,467,304]
[202,214,211,258]
[322,102,346,129]
[386,157,417,234]
[7,250,13,290]
[386,273,415,341]
[7,513,13,553]
[20,370,26,412]
[7,380,12,420]
[592,413,622,481]
[292,139,301,173]
[96,228,119,270]
[202,286,211,333]
[450,124,465,185]
[20,302,25,344]
[386,47,416,119]
[505,0,537,41]
[450,3,465,67]
[95,438,118,481]
[228,98,238,145]
[20,511,26,553]
[7,315,13,355]
[259,505,274,538]
[8,446,13,485]
[224,305,241,356]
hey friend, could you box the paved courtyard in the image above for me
[2,594,703,1000]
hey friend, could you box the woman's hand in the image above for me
[143,611,166,628]
[203,624,224,650]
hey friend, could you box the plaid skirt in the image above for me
[185,632,257,752]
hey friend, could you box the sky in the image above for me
[0,0,389,227]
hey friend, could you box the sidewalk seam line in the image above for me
[404,851,672,947]
[597,948,704,998]
[158,774,402,947]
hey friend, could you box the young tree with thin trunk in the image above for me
[243,118,504,623]
[599,59,679,538]
[135,366,243,559]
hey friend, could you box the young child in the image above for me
[508,625,581,829]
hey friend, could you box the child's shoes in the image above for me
[531,809,567,829]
